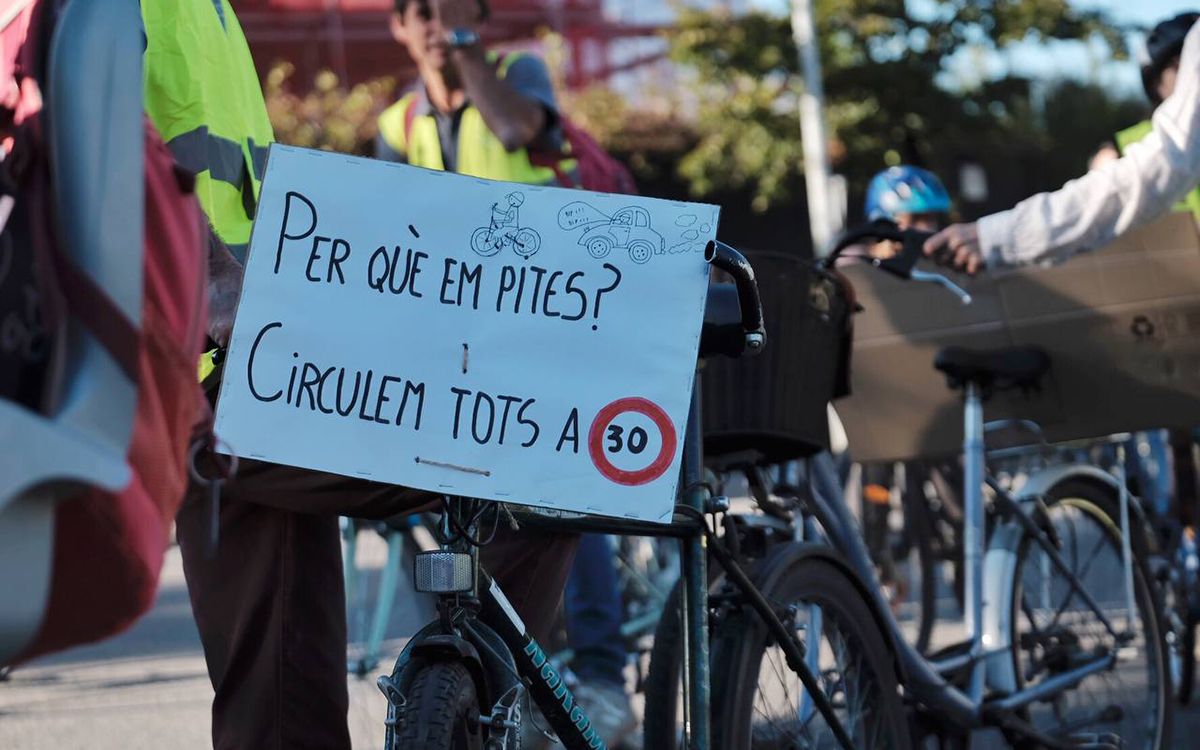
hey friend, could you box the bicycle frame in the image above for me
[793,383,1144,746]
[383,376,859,750]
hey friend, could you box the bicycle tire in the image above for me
[1012,480,1172,750]
[899,472,938,654]
[1180,614,1196,705]
[395,661,485,750]
[641,581,685,750]
[1159,552,1196,706]
[711,551,912,750]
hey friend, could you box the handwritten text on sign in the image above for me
[214,145,717,522]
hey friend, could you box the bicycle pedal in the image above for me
[1068,732,1122,750]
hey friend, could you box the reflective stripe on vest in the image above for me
[376,53,575,185]
[166,127,268,186]
[1115,120,1200,220]
[142,0,274,256]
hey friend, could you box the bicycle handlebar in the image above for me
[821,219,972,305]
[705,240,767,355]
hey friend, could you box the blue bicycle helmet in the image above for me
[864,166,951,221]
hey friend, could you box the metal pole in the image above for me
[962,383,986,701]
[1116,443,1138,633]
[789,0,834,254]
[682,377,710,749]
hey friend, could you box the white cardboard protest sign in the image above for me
[214,145,718,522]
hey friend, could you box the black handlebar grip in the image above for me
[705,240,766,355]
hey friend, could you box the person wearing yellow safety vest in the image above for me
[1101,12,1200,547]
[375,0,574,183]
[1114,12,1200,221]
[926,15,1200,272]
[377,3,633,747]
[141,0,270,361]
[142,4,580,749]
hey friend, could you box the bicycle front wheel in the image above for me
[711,550,912,750]
[1012,480,1171,750]
[394,661,485,749]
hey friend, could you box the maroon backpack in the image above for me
[1,0,208,663]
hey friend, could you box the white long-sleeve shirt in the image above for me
[978,19,1200,268]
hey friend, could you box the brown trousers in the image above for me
[176,458,578,750]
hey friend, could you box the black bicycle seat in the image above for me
[933,345,1050,393]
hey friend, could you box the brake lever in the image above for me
[868,228,973,305]
[910,269,972,305]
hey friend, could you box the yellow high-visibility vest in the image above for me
[142,0,274,260]
[377,53,575,185]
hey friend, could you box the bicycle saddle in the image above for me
[933,345,1050,393]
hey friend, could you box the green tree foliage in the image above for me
[669,1,1132,214]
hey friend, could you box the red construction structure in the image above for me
[232,0,665,89]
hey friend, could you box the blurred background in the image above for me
[244,0,1176,253]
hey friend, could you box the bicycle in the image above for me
[856,456,965,654]
[342,513,439,677]
[806,220,1161,744]
[641,222,1170,750]
[375,240,911,749]
[992,427,1200,708]
[470,218,541,259]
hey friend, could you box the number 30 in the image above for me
[606,424,648,455]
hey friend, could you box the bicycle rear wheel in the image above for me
[1180,617,1197,704]
[897,470,938,654]
[641,581,685,750]
[711,549,912,750]
[1167,594,1197,705]
[1012,481,1171,750]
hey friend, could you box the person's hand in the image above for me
[435,0,481,33]
[208,274,242,348]
[869,240,901,260]
[924,223,985,275]
[207,235,244,347]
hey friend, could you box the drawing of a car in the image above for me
[577,207,665,264]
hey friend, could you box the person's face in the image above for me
[390,2,483,72]
[895,212,943,232]
[1157,56,1181,102]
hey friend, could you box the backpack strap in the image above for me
[44,231,140,381]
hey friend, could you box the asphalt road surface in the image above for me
[2,537,1198,749]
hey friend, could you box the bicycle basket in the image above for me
[701,251,855,464]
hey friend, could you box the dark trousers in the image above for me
[176,458,578,750]
[564,534,626,686]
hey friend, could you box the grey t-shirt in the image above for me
[375,55,562,171]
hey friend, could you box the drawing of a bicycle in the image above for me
[471,222,541,259]
[471,192,541,259]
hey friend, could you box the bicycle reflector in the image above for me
[414,551,475,593]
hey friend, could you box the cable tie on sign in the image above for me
[501,504,520,531]
[414,456,491,477]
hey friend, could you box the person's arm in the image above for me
[208,232,243,347]
[437,0,547,152]
[927,19,1200,272]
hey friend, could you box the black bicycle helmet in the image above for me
[1142,12,1200,103]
